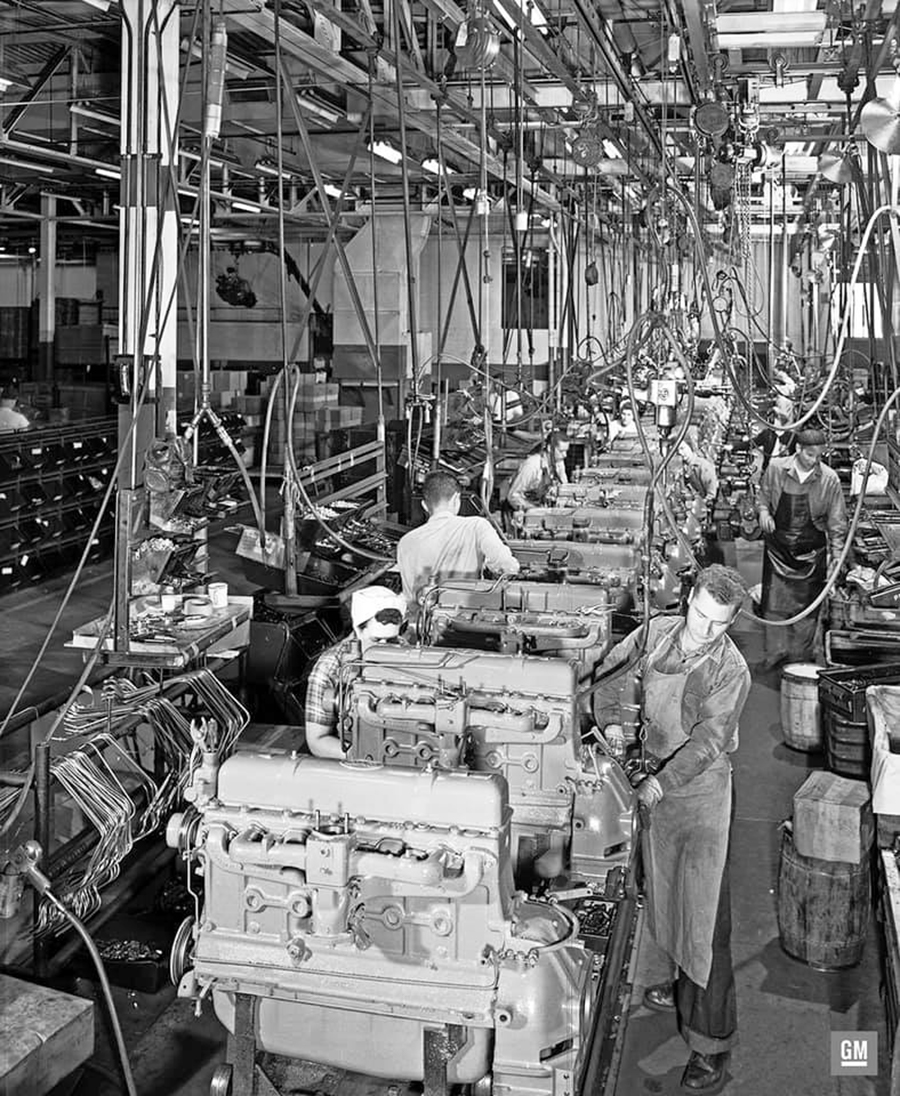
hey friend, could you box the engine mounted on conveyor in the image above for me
[168,755,600,1094]
[340,644,635,888]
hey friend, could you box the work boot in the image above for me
[642,982,675,1011]
[681,1051,728,1093]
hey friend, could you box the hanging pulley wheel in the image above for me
[695,102,730,138]
[456,16,500,72]
[571,134,603,168]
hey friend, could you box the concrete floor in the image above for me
[0,535,893,1096]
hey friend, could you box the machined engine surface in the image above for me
[169,754,597,1090]
[420,579,612,663]
[341,644,635,888]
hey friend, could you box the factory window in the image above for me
[502,248,549,330]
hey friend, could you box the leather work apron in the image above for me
[761,482,827,617]
[640,631,732,989]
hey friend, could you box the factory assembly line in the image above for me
[0,1,898,1094]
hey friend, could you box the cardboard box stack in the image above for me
[261,374,365,465]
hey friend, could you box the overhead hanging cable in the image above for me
[391,0,422,396]
[271,0,299,595]
[368,56,385,436]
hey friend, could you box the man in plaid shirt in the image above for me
[304,586,407,758]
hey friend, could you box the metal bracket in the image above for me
[423,1024,467,1096]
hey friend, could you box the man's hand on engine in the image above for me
[634,774,664,810]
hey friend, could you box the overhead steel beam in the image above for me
[223,0,562,209]
[415,0,539,99]
[679,0,712,94]
[1,46,70,136]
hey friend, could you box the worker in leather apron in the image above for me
[592,565,751,1093]
[757,428,848,669]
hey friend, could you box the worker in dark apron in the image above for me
[757,428,848,669]
[592,565,751,1093]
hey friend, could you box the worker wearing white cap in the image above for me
[304,585,407,759]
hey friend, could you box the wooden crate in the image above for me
[793,770,874,864]
[878,851,900,1095]
[879,814,900,849]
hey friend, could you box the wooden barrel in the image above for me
[776,829,870,970]
[823,709,871,780]
[780,663,823,751]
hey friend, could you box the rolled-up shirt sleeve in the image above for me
[823,475,848,557]
[656,656,750,794]
[477,519,520,576]
[758,463,777,518]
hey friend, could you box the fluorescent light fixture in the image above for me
[95,166,121,179]
[324,183,344,199]
[421,158,443,175]
[0,77,13,94]
[0,155,55,174]
[180,37,253,79]
[296,94,342,125]
[602,140,623,159]
[231,199,261,212]
[716,11,825,47]
[182,147,240,170]
[255,157,294,178]
[82,0,112,10]
[70,101,120,126]
[368,140,403,165]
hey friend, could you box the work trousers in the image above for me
[675,856,737,1055]
[763,602,821,664]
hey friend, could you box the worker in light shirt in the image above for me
[678,428,719,505]
[0,390,29,432]
[504,430,570,525]
[397,470,519,618]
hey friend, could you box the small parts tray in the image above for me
[818,661,900,722]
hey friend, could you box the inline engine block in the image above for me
[420,579,612,668]
[168,755,596,1093]
[342,645,634,887]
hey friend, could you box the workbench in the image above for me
[0,973,93,1095]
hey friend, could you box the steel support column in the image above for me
[37,193,56,384]
[113,0,180,648]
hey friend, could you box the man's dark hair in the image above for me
[795,427,826,448]
[694,564,746,610]
[422,470,460,509]
[546,430,570,452]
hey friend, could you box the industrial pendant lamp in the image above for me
[817,149,854,184]
[861,77,900,155]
